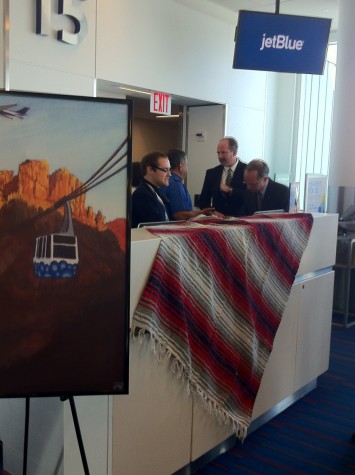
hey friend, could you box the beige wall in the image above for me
[132,118,181,162]
[7,0,96,95]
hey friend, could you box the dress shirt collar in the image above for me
[223,161,238,173]
[259,178,269,197]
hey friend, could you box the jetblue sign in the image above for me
[233,11,331,75]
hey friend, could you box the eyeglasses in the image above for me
[153,166,171,174]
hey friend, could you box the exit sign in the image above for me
[150,91,171,115]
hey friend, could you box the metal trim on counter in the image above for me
[294,267,334,284]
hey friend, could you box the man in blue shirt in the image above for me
[160,149,214,221]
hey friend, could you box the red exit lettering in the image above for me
[150,91,171,115]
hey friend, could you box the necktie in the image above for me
[225,168,233,187]
[257,191,263,211]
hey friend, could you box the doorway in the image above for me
[129,96,183,162]
[129,97,226,207]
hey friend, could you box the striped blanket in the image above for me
[132,213,313,439]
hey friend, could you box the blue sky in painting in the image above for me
[1,93,130,221]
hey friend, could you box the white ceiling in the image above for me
[176,0,338,30]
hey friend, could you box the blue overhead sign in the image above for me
[233,11,331,75]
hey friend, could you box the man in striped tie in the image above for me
[199,136,247,217]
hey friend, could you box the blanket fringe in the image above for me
[131,326,248,441]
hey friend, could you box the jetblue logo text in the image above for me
[260,34,304,51]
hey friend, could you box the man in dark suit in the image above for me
[131,151,171,227]
[243,159,290,215]
[199,137,247,217]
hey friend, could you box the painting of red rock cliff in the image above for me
[0,91,131,397]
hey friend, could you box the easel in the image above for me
[23,395,90,475]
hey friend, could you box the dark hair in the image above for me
[140,151,167,175]
[220,136,239,155]
[166,149,187,170]
[245,159,269,179]
[132,162,142,187]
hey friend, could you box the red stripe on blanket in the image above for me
[133,213,313,438]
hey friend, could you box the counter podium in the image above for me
[64,213,338,475]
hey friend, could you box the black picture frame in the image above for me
[0,90,132,397]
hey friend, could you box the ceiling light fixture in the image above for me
[155,114,180,119]
[119,87,151,96]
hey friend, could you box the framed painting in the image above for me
[0,90,131,397]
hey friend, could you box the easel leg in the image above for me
[23,397,30,475]
[61,395,91,475]
[22,396,90,475]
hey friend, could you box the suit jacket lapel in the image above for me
[213,166,224,191]
[231,161,243,186]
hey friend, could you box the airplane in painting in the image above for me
[0,104,29,119]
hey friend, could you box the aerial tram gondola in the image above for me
[32,136,128,278]
[33,201,79,278]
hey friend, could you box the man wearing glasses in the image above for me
[131,151,171,228]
